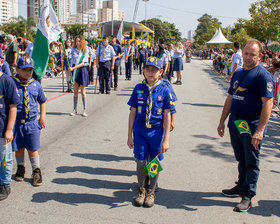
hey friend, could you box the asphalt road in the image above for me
[1,58,280,224]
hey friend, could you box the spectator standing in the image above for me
[5,34,19,76]
[228,42,243,80]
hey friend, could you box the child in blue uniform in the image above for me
[13,56,47,187]
[0,69,19,200]
[127,57,174,207]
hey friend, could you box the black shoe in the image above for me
[98,91,104,94]
[106,91,110,95]
[222,185,242,197]
[234,199,252,212]
[15,165,25,181]
[32,168,42,187]
[0,185,11,201]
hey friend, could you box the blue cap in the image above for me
[144,57,162,70]
[17,56,34,69]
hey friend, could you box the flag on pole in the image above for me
[146,156,163,178]
[234,120,252,136]
[116,20,124,45]
[32,0,61,79]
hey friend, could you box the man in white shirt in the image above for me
[228,42,243,80]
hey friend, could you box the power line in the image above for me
[148,2,246,20]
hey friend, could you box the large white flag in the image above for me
[116,20,124,45]
[32,0,61,79]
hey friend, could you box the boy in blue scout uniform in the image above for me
[127,57,174,207]
[0,49,12,77]
[12,56,47,187]
[96,36,116,94]
[0,66,19,200]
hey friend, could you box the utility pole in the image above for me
[143,0,149,26]
[111,0,114,36]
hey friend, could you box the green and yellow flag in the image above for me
[146,156,163,178]
[234,120,252,136]
[0,145,7,171]
[276,33,280,40]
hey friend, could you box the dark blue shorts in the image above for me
[13,119,42,151]
[133,124,164,161]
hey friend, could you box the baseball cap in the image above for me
[17,56,34,69]
[144,57,162,70]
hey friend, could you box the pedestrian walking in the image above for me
[69,35,90,117]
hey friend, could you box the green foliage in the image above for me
[245,0,280,46]
[140,18,181,44]
[0,16,36,39]
[194,14,221,46]
[64,24,88,38]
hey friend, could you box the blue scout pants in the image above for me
[125,57,133,79]
[99,61,112,93]
[139,58,146,75]
[229,130,261,200]
[0,139,13,186]
[133,123,164,161]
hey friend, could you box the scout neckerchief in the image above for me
[70,48,86,83]
[125,45,132,62]
[143,79,161,128]
[14,76,35,120]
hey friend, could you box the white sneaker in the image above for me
[82,111,88,117]
[69,110,77,116]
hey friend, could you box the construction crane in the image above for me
[132,0,140,23]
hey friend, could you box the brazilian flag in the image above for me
[146,156,163,178]
[0,146,7,171]
[276,33,280,40]
[234,120,252,136]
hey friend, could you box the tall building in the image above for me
[187,30,195,41]
[76,0,102,13]
[27,0,72,24]
[0,0,18,24]
[98,0,124,22]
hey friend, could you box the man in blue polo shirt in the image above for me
[217,39,274,212]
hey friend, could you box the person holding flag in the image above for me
[127,57,174,207]
[0,67,19,200]
[217,39,274,212]
[69,35,90,117]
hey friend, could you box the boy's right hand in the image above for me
[4,130,13,145]
[127,137,134,149]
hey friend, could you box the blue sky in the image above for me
[18,0,257,38]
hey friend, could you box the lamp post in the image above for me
[143,0,149,26]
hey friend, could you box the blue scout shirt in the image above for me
[70,48,90,67]
[138,48,148,61]
[174,48,184,58]
[95,44,116,62]
[161,79,177,114]
[0,61,12,76]
[227,64,274,132]
[13,75,47,119]
[0,74,20,138]
[111,44,123,65]
[148,49,153,57]
[128,81,174,126]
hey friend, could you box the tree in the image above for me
[0,16,36,40]
[194,14,221,46]
[64,24,88,38]
[139,18,181,44]
[245,0,280,47]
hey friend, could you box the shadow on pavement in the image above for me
[202,68,230,93]
[192,134,219,141]
[182,102,223,108]
[56,166,135,176]
[71,153,134,162]
[32,186,236,211]
[249,200,280,217]
[191,143,235,163]
[46,112,70,116]
[116,93,131,97]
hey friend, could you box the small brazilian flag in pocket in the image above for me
[146,156,163,178]
[234,120,252,136]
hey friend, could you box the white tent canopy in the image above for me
[206,28,232,44]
